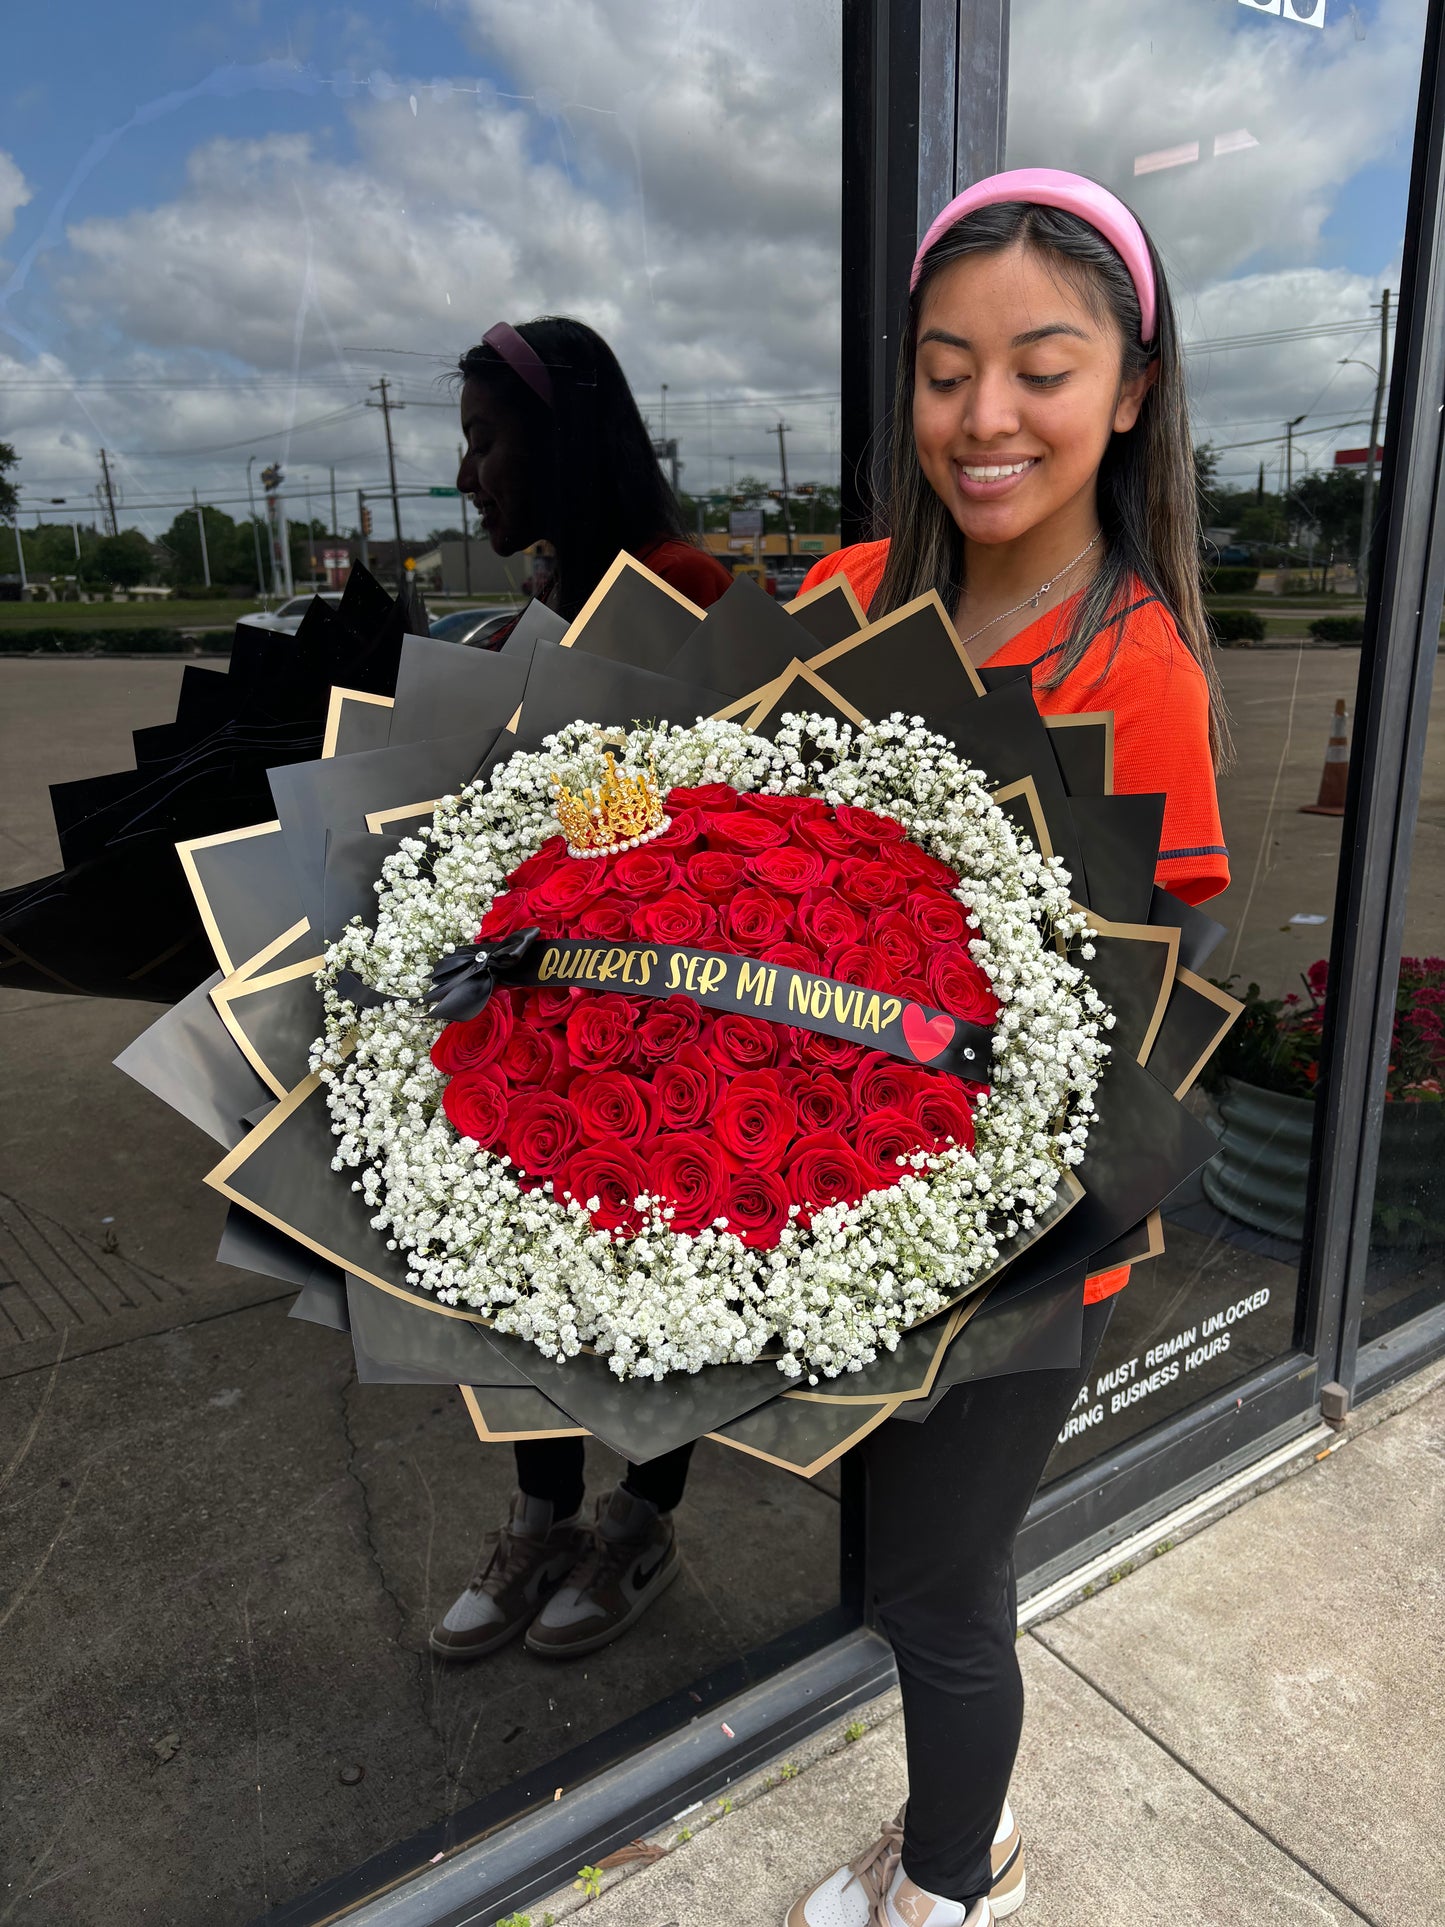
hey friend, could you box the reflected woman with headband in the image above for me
[431,317,728,1667]
[452,316,733,633]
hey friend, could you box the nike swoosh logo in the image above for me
[633,1548,669,1589]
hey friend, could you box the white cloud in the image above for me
[0,149,32,246]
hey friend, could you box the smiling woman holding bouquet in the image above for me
[784,171,1230,1927]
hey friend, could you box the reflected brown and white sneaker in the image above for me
[524,1483,679,1658]
[783,1811,991,1927]
[988,1800,1025,1917]
[428,1491,586,1660]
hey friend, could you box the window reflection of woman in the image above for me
[454,316,733,631]
[431,317,726,1667]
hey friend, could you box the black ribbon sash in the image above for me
[429,933,993,1081]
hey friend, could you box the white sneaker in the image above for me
[783,1811,992,1927]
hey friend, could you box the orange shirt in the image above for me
[801,541,1229,1303]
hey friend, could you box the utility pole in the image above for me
[193,489,211,588]
[357,490,369,572]
[457,443,471,596]
[11,496,26,592]
[367,377,407,589]
[329,465,338,540]
[776,420,794,566]
[661,383,668,443]
[98,448,118,536]
[246,456,268,597]
[1360,288,1391,600]
[1282,413,1306,559]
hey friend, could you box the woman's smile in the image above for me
[951,455,1042,500]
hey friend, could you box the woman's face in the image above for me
[912,242,1152,550]
[456,376,550,556]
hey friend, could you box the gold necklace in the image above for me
[957,530,1102,650]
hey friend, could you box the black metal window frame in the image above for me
[268,5,1445,1920]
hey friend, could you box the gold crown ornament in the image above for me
[551,753,671,859]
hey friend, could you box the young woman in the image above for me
[784,171,1229,1926]
[431,317,731,1665]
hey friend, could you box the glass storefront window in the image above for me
[0,6,843,1918]
[1000,0,1434,1479]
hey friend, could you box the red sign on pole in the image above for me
[1334,445,1383,466]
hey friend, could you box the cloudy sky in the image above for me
[0,0,1427,543]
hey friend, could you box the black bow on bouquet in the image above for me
[108,555,1241,1479]
[426,928,542,1022]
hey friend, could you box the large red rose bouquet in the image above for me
[318,716,1107,1383]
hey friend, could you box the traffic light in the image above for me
[795,484,817,498]
[260,464,283,493]
[360,505,373,537]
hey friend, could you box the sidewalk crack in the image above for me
[1029,1633,1381,1925]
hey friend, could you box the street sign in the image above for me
[1333,446,1383,466]
[729,508,763,536]
[429,486,459,496]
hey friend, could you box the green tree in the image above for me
[94,529,156,588]
[1292,468,1364,554]
[0,439,18,523]
[158,505,252,588]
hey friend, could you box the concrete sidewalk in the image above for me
[531,1359,1445,1927]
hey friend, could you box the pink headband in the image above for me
[911,167,1157,345]
[482,322,555,407]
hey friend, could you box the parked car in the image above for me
[245,591,344,636]
[429,607,518,649]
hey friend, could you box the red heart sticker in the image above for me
[901,1003,955,1064]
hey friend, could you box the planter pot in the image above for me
[1203,1076,1445,1248]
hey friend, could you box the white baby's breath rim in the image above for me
[313,715,1110,1384]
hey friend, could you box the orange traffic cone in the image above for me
[1300,699,1350,816]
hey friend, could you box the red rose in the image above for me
[633,889,718,947]
[908,891,970,945]
[578,898,635,941]
[713,1070,799,1172]
[708,1011,784,1075]
[796,817,863,861]
[722,887,794,953]
[723,1170,793,1247]
[637,994,705,1064]
[854,1105,929,1181]
[746,846,828,893]
[929,946,999,1026]
[784,1131,873,1214]
[431,996,514,1075]
[560,1144,647,1236]
[838,860,909,909]
[565,993,637,1070]
[478,890,536,941]
[651,1043,717,1129]
[608,846,681,897]
[738,791,828,822]
[891,975,936,1010]
[854,1050,925,1115]
[893,841,960,888]
[642,1132,728,1235]
[868,909,926,978]
[569,1069,657,1146]
[520,984,576,1027]
[834,805,906,847]
[702,811,789,855]
[441,1071,509,1148]
[685,849,748,901]
[504,836,569,891]
[828,941,901,991]
[500,1021,568,1091]
[504,1091,583,1178]
[527,862,607,920]
[784,1069,854,1133]
[796,891,863,953]
[666,783,739,812]
[789,1027,866,1072]
[912,1081,976,1152]
[760,939,824,971]
[651,807,703,853]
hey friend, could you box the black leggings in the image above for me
[514,1438,694,1517]
[516,1297,1111,1906]
[860,1293,1115,1905]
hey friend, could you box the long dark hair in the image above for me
[457,316,689,621]
[873,200,1228,764]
